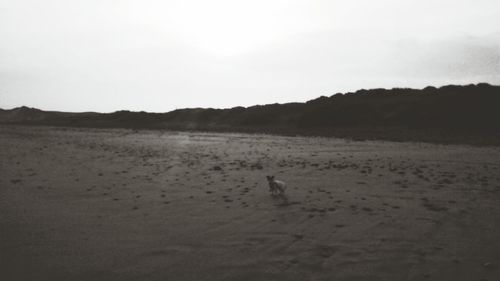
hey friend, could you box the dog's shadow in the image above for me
[271,193,290,207]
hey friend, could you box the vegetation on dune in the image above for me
[1,83,499,143]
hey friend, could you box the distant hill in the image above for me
[1,83,500,144]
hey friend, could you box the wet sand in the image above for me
[1,125,500,281]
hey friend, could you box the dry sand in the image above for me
[1,125,500,281]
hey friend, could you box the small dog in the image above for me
[266,175,286,195]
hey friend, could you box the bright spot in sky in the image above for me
[170,1,282,56]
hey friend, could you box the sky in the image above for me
[1,0,500,112]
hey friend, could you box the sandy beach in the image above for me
[1,125,500,281]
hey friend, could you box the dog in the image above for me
[266,175,286,195]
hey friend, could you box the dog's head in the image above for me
[266,175,275,182]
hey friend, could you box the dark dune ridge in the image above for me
[1,83,500,144]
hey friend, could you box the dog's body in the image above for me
[266,176,286,195]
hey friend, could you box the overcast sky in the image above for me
[1,0,500,112]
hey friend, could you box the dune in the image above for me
[2,83,500,145]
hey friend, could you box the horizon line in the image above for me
[1,82,496,114]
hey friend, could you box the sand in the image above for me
[1,125,500,281]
